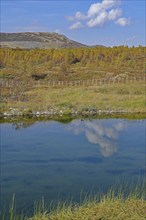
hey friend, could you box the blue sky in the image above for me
[1,0,145,46]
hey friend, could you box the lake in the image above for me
[0,118,145,215]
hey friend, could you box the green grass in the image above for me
[1,181,146,220]
[28,181,146,220]
[1,82,145,114]
[41,198,146,220]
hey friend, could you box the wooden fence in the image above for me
[1,76,145,88]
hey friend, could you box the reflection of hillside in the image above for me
[68,120,126,157]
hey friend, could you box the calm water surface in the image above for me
[0,118,145,214]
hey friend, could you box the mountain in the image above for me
[0,32,88,49]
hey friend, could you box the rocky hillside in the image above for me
[0,32,88,49]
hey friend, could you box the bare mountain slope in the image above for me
[0,32,88,49]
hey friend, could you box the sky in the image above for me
[1,0,145,46]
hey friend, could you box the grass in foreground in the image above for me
[30,198,146,220]
[1,182,146,220]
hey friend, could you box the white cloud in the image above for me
[87,0,119,18]
[87,8,122,27]
[75,11,87,20]
[108,9,122,20]
[65,11,86,21]
[87,11,108,27]
[69,21,83,30]
[102,0,120,7]
[66,0,130,29]
[87,2,103,18]
[116,17,130,26]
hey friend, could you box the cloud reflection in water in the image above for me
[67,120,126,157]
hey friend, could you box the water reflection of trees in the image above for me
[12,121,36,130]
[11,116,74,130]
[68,120,126,157]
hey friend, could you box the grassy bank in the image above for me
[1,182,146,220]
[31,198,146,220]
[1,82,145,115]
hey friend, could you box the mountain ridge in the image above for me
[0,32,89,49]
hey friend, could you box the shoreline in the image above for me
[1,107,146,118]
[1,111,146,122]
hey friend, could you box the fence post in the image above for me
[126,76,128,84]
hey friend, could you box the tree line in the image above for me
[0,46,145,81]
